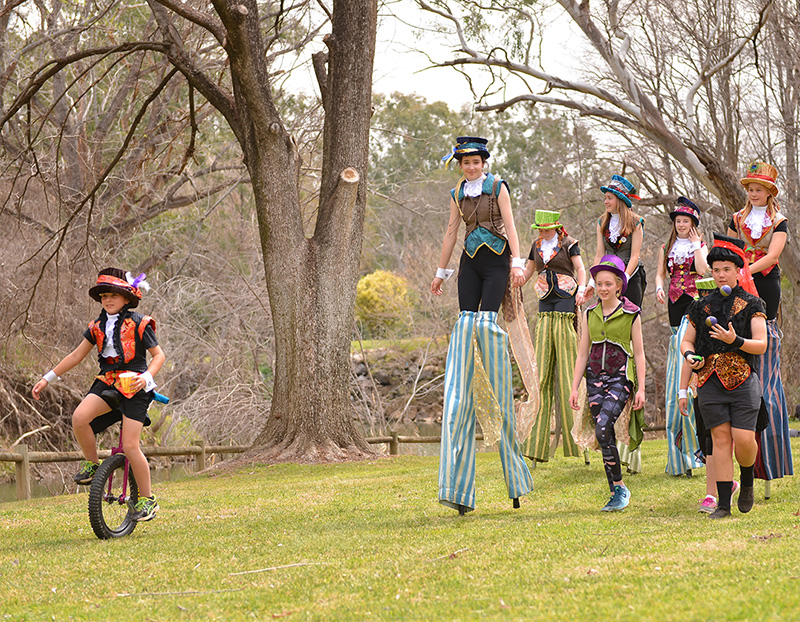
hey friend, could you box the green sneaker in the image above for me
[73,460,100,485]
[131,495,159,522]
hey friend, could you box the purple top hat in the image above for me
[590,254,628,294]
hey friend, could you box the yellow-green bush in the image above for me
[355,270,415,338]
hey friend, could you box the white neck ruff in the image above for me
[463,174,487,198]
[668,237,694,264]
[608,214,622,243]
[744,204,770,239]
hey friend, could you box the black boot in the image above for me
[512,498,520,509]
[738,486,755,513]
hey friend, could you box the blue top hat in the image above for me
[442,136,490,167]
[600,175,638,208]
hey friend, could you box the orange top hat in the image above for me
[740,161,778,197]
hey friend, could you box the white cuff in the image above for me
[656,286,664,293]
[587,277,595,289]
[690,241,702,252]
[678,389,688,399]
[577,286,586,294]
[43,370,60,383]
[139,371,157,392]
[511,257,526,270]
[435,267,454,281]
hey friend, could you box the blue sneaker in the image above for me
[601,485,631,511]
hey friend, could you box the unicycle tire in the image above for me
[88,453,139,539]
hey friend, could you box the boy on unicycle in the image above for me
[32,268,165,522]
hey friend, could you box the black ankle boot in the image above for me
[512,498,520,509]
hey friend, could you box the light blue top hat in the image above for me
[600,175,639,208]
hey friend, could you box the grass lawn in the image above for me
[1,437,799,621]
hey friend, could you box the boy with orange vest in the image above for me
[32,268,165,522]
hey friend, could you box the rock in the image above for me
[372,370,393,386]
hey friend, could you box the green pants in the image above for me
[522,311,580,461]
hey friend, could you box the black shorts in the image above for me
[87,379,153,434]
[697,373,761,431]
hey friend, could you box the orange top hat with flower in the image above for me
[740,161,778,197]
[88,267,149,308]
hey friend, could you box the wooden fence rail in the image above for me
[2,426,666,502]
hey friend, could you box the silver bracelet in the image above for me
[43,370,60,383]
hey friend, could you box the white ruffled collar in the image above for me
[668,237,695,264]
[608,214,622,243]
[744,204,770,239]
[540,236,559,262]
[463,174,487,198]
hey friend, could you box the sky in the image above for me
[280,0,585,113]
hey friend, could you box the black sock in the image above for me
[716,481,733,511]
[740,464,754,488]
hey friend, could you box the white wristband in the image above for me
[577,286,586,294]
[656,286,664,293]
[690,241,702,252]
[139,371,157,393]
[511,257,525,270]
[587,277,595,289]
[435,267,454,281]
[678,389,688,399]
[43,370,60,383]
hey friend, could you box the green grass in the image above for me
[1,438,799,621]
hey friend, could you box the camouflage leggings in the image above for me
[586,369,632,488]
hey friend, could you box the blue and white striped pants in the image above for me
[438,310,534,511]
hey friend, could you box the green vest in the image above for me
[586,298,639,384]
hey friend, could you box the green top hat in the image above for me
[531,210,563,230]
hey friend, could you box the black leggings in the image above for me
[667,294,693,328]
[624,266,646,308]
[753,274,780,320]
[458,246,510,312]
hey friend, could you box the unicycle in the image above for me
[87,392,169,539]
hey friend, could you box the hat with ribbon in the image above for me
[589,254,628,294]
[89,267,150,308]
[600,174,640,208]
[740,161,778,197]
[670,196,700,226]
[442,136,490,168]
[707,233,746,269]
[530,210,563,230]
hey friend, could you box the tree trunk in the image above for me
[246,0,378,461]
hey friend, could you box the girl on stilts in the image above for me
[570,256,646,511]
[432,136,533,515]
[727,161,793,483]
[655,197,707,479]
[521,210,586,463]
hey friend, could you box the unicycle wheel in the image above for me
[87,453,139,539]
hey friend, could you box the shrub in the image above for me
[355,270,415,338]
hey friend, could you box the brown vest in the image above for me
[533,235,578,276]
[457,179,508,241]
